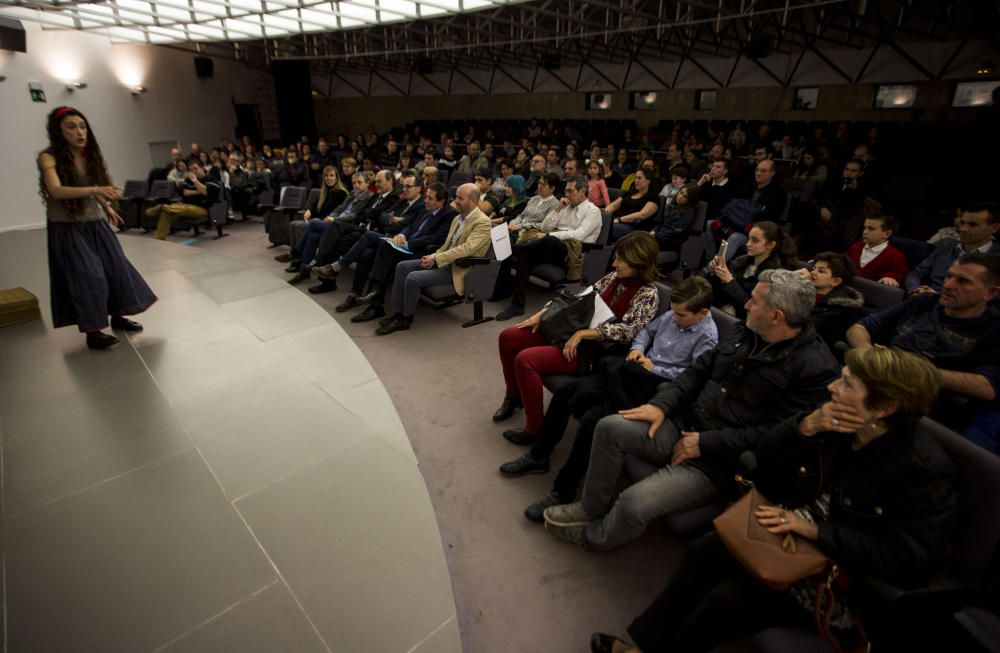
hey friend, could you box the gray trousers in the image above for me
[581,414,720,551]
[389,258,454,318]
[288,219,310,252]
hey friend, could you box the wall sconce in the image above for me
[65,81,87,91]
[129,85,146,95]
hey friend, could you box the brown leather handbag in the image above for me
[714,488,830,590]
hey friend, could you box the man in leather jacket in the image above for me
[544,269,840,550]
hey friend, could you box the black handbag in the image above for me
[538,290,597,346]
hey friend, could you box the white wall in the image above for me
[0,22,267,231]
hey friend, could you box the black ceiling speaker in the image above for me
[743,36,770,59]
[194,56,214,78]
[0,16,26,53]
[542,53,562,70]
[415,56,434,75]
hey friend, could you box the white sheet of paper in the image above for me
[491,223,512,261]
[589,293,615,329]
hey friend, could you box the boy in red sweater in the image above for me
[846,214,909,286]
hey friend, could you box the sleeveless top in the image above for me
[46,168,106,224]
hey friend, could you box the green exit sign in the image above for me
[28,82,46,103]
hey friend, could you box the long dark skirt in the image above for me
[48,220,157,332]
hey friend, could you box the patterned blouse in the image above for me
[510,194,559,231]
[592,273,660,344]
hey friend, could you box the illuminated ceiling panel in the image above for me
[0,0,526,44]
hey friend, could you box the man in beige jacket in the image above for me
[376,183,492,335]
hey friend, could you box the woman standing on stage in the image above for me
[37,106,157,350]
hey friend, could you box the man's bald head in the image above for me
[454,182,481,215]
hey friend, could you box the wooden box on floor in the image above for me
[0,287,41,327]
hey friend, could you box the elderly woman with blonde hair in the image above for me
[592,347,956,653]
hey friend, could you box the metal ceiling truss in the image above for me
[3,0,996,87]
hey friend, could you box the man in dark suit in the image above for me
[307,170,398,294]
[345,182,458,321]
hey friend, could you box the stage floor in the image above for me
[0,229,460,653]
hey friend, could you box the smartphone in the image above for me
[716,239,729,262]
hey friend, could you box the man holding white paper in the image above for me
[495,175,603,321]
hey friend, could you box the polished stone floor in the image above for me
[0,229,460,653]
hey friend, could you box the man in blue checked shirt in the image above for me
[501,276,719,523]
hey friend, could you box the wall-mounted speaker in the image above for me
[194,56,214,78]
[0,16,26,53]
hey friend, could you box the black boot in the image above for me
[492,395,522,422]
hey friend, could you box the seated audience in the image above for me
[494,232,661,443]
[494,175,528,224]
[314,173,425,283]
[593,347,954,653]
[848,252,1000,444]
[375,183,492,335]
[276,166,347,274]
[608,169,660,242]
[437,145,458,175]
[271,149,308,190]
[653,183,700,255]
[805,252,864,346]
[457,141,488,174]
[904,202,999,294]
[846,214,909,286]
[338,183,456,321]
[495,175,603,321]
[542,269,838,551]
[707,221,796,317]
[307,170,398,294]
[507,172,560,240]
[280,172,371,283]
[524,154,547,196]
[167,159,188,189]
[928,210,961,244]
[697,158,737,219]
[658,166,689,208]
[714,159,788,257]
[586,159,611,209]
[145,160,220,240]
[502,277,718,521]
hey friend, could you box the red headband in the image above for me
[54,106,75,120]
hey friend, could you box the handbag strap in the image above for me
[814,565,871,653]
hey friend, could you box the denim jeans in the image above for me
[581,414,721,550]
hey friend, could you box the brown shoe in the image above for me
[335,294,360,312]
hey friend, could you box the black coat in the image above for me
[377,197,426,236]
[753,416,956,587]
[811,284,864,347]
[649,321,839,486]
[712,252,784,316]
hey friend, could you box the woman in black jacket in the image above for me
[708,220,797,317]
[591,347,956,653]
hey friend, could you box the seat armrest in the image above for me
[581,242,604,252]
[456,256,491,268]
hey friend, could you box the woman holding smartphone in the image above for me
[707,221,796,317]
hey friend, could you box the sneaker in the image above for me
[543,502,593,527]
[544,520,592,550]
[315,264,338,279]
[499,452,549,477]
[495,304,526,321]
[524,492,570,523]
